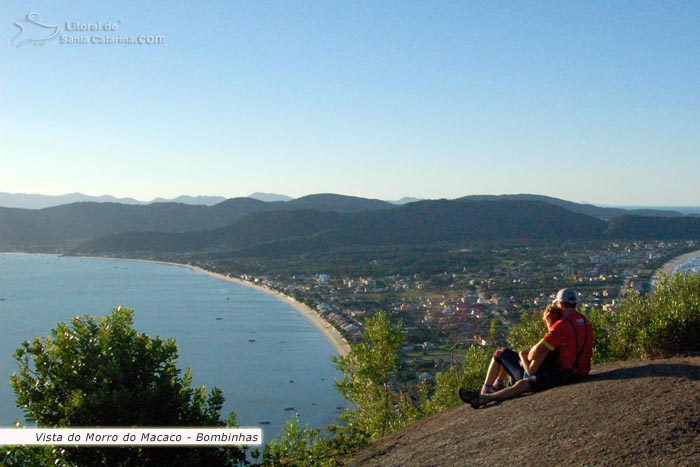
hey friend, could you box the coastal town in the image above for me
[194,239,698,383]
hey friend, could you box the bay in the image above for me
[0,253,345,441]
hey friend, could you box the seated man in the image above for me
[459,288,594,409]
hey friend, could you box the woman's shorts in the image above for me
[493,348,525,382]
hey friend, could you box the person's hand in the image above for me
[543,305,562,329]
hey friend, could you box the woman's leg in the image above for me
[482,356,504,394]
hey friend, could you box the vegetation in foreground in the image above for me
[1,308,246,467]
[2,273,699,466]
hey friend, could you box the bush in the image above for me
[611,273,700,358]
[585,307,617,364]
[507,309,548,352]
[262,416,338,467]
[421,344,492,414]
[3,307,245,467]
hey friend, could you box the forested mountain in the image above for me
[285,193,395,212]
[0,194,395,250]
[0,198,278,249]
[77,199,684,256]
[1,195,699,254]
[458,194,684,220]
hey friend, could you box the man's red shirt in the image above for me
[541,310,593,376]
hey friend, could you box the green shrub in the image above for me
[612,273,700,358]
[421,344,492,414]
[585,307,617,364]
[508,309,548,352]
[262,416,337,467]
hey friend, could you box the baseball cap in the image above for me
[553,288,577,306]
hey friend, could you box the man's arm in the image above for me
[527,340,550,374]
[519,349,531,374]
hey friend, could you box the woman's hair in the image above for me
[543,304,563,330]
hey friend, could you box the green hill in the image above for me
[76,200,607,255]
[2,194,699,254]
[458,194,684,220]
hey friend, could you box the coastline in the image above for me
[185,265,351,356]
[652,249,700,289]
[658,249,700,276]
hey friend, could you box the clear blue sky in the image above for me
[2,1,699,205]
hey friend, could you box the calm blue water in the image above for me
[0,253,344,441]
[674,254,700,274]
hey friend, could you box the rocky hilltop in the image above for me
[349,356,700,467]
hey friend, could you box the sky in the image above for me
[2,1,699,206]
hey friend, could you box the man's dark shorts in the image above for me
[527,367,570,392]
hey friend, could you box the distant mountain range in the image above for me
[457,194,687,220]
[0,192,229,209]
[0,192,424,209]
[1,193,699,255]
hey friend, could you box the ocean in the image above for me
[673,255,700,274]
[0,253,345,441]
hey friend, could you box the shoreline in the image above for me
[652,249,700,288]
[658,249,700,276]
[184,265,351,356]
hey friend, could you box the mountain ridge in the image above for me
[2,194,699,253]
[74,199,700,257]
[74,200,609,255]
[458,194,686,220]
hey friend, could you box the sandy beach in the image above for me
[64,254,351,356]
[652,249,700,289]
[658,249,700,276]
[181,265,351,356]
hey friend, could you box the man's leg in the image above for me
[460,378,534,409]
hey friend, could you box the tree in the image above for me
[609,272,700,359]
[331,312,415,447]
[421,344,491,415]
[3,307,246,467]
[261,416,337,467]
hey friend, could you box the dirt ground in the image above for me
[348,356,700,467]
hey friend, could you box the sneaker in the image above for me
[458,388,482,409]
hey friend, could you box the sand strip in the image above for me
[186,266,351,356]
[658,249,700,276]
[652,249,700,290]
